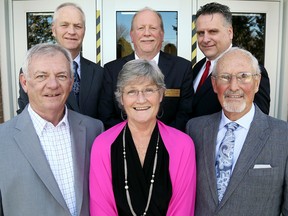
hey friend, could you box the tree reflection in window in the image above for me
[27,12,55,49]
[233,13,266,65]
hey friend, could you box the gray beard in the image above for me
[223,100,246,113]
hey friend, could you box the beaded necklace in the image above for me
[122,125,159,216]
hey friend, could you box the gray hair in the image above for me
[196,2,232,27]
[115,59,166,109]
[212,47,261,76]
[130,7,164,32]
[22,43,73,78]
[53,2,86,26]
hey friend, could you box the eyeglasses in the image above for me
[212,72,259,84]
[123,88,160,98]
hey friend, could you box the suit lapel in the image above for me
[217,106,270,209]
[196,74,213,95]
[14,109,68,212]
[124,53,136,62]
[193,58,213,104]
[203,113,222,205]
[158,51,173,78]
[67,92,80,112]
[79,57,94,107]
[192,57,206,80]
[68,111,87,215]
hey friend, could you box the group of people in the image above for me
[0,2,287,216]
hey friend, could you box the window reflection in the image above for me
[27,12,55,49]
[116,11,178,58]
[232,13,266,65]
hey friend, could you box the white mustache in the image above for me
[224,90,244,97]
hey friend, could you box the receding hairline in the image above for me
[130,7,164,32]
[214,47,261,75]
[53,2,86,25]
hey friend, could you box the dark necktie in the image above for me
[72,61,80,104]
[215,122,239,202]
[197,60,211,92]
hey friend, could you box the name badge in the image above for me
[165,89,180,97]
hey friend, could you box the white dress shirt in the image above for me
[135,52,160,64]
[215,104,255,171]
[28,105,77,216]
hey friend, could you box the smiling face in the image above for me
[20,52,73,123]
[130,9,164,60]
[196,13,233,60]
[52,5,85,58]
[211,50,260,120]
[121,78,164,126]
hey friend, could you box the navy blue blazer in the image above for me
[98,51,194,131]
[17,56,104,119]
[191,57,270,118]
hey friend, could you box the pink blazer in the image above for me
[89,120,196,215]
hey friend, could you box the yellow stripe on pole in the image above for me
[96,10,101,65]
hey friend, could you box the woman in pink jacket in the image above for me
[89,59,196,216]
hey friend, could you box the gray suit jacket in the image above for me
[186,105,288,216]
[0,108,104,216]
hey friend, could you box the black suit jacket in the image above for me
[17,56,104,119]
[191,57,270,118]
[98,51,194,131]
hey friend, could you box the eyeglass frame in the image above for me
[211,72,260,84]
[122,87,161,98]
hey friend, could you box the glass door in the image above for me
[100,0,192,64]
[12,0,96,114]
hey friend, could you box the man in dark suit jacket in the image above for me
[192,2,270,118]
[0,43,104,216]
[187,47,288,215]
[98,7,193,131]
[17,2,103,119]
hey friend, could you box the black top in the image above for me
[111,124,172,216]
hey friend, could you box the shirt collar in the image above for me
[135,52,160,64]
[28,105,69,136]
[73,53,81,66]
[219,103,255,130]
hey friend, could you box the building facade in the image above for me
[0,0,287,122]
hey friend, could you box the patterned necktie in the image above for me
[197,60,211,92]
[72,61,80,103]
[215,122,239,202]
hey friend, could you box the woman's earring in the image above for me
[121,109,127,120]
[157,107,164,119]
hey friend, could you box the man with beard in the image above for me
[186,47,288,216]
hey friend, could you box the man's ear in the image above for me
[19,73,28,93]
[253,74,261,94]
[211,76,218,94]
[51,24,56,37]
